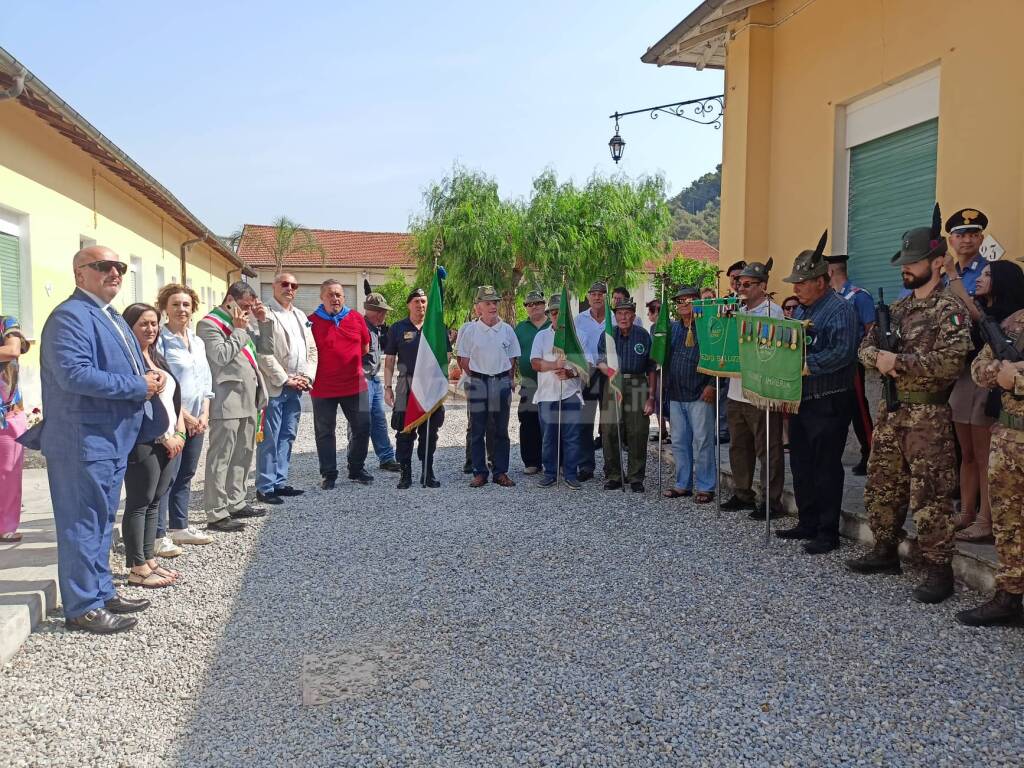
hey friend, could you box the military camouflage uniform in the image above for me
[858,289,972,565]
[971,308,1024,594]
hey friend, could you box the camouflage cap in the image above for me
[613,298,637,313]
[782,230,829,284]
[587,281,608,294]
[524,290,546,306]
[546,293,561,312]
[738,258,773,282]
[363,292,393,312]
[475,284,501,302]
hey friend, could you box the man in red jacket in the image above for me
[309,279,372,489]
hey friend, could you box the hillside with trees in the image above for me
[668,164,721,247]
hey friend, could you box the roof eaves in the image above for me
[0,46,243,269]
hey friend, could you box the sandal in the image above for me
[127,570,174,589]
[955,522,993,543]
[0,531,23,543]
[694,491,715,504]
[150,565,180,580]
[662,488,692,498]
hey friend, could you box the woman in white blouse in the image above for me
[153,284,214,554]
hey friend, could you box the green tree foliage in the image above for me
[668,165,721,246]
[653,256,719,298]
[374,267,412,324]
[408,165,672,324]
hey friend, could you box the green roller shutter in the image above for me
[847,118,938,302]
[0,232,21,320]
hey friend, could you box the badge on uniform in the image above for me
[634,343,645,355]
[403,331,416,341]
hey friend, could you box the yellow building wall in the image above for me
[0,103,237,406]
[718,0,1024,294]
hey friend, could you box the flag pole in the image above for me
[657,281,665,498]
[613,393,626,493]
[764,295,774,541]
[556,378,562,487]
[422,251,440,489]
[715,376,721,518]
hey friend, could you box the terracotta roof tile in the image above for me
[238,225,416,268]
[645,239,720,272]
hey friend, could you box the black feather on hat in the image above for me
[813,230,827,260]
[363,279,372,297]
[931,203,942,248]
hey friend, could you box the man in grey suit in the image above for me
[197,282,274,532]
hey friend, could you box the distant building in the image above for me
[236,224,416,313]
[0,47,248,406]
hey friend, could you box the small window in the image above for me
[0,232,22,319]
[79,236,97,251]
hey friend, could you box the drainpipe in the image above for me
[0,67,27,103]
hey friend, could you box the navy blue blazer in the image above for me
[38,289,150,462]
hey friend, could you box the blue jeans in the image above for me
[669,398,717,492]
[539,398,582,482]
[256,387,303,494]
[157,430,205,536]
[466,373,512,477]
[367,378,395,464]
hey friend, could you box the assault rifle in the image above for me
[976,304,1024,364]
[876,288,900,412]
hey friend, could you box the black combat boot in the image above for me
[424,458,441,488]
[956,590,1024,627]
[397,462,412,490]
[846,542,901,574]
[912,563,955,604]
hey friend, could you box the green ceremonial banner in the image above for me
[692,297,740,377]
[737,314,807,413]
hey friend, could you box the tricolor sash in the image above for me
[204,306,258,371]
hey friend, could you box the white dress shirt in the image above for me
[269,298,309,376]
[575,309,606,365]
[728,298,784,404]
[530,327,583,404]
[459,319,520,374]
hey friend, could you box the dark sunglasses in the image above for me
[81,260,128,276]
[526,301,545,307]
[783,303,799,311]
[278,281,299,290]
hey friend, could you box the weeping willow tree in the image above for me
[408,166,672,324]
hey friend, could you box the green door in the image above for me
[0,232,21,320]
[847,118,938,302]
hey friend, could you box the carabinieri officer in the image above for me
[382,287,448,489]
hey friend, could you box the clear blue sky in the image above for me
[3,1,723,235]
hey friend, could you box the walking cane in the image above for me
[421,412,430,488]
[613,392,626,493]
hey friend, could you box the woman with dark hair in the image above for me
[945,258,1024,541]
[122,303,186,588]
[782,296,800,319]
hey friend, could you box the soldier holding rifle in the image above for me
[847,209,972,604]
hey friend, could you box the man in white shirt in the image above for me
[574,281,608,481]
[256,272,316,504]
[458,285,521,487]
[722,260,785,517]
[456,305,494,474]
[531,294,584,489]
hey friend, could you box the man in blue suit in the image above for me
[39,246,163,634]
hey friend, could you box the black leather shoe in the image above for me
[66,608,136,634]
[274,485,305,497]
[349,469,374,485]
[577,469,594,482]
[721,495,756,511]
[256,491,283,505]
[105,594,150,614]
[630,481,645,493]
[748,506,788,521]
[603,480,622,491]
[379,460,402,472]
[803,538,839,555]
[775,526,815,541]
[207,517,245,532]
[230,505,267,519]
[852,458,868,476]
[321,477,336,490]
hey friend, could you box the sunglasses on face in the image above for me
[81,260,128,276]
[278,281,299,290]
[526,302,545,308]
[738,280,760,289]
[783,304,799,311]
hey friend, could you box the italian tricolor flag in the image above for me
[603,299,622,400]
[403,268,449,431]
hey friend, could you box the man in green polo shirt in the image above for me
[515,290,550,474]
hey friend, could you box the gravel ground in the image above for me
[2,399,1024,767]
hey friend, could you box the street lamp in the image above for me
[607,94,724,164]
